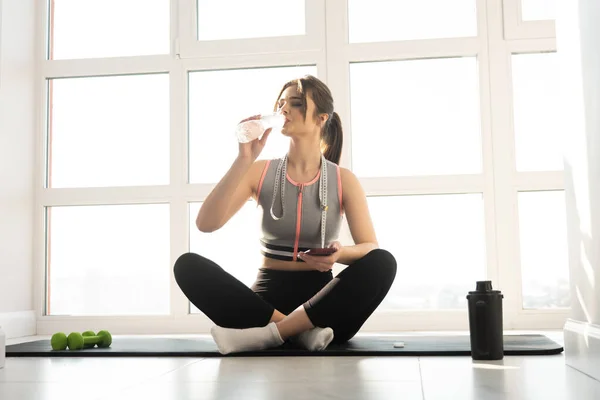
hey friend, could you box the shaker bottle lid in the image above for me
[467,280,502,296]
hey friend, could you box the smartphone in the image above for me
[304,247,337,256]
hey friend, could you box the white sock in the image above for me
[292,327,334,351]
[210,322,284,355]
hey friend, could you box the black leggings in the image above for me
[173,249,397,344]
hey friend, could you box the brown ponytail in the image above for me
[323,112,343,165]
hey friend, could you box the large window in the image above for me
[196,0,305,41]
[349,57,481,177]
[370,194,486,310]
[517,190,569,309]
[48,74,170,188]
[521,0,556,21]
[47,204,170,316]
[49,0,170,59]
[37,0,569,333]
[511,52,561,171]
[348,0,478,43]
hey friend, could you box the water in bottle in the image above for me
[235,113,285,143]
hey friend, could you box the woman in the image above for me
[174,75,397,354]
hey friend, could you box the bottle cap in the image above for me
[467,280,503,297]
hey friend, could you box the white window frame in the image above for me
[177,0,326,59]
[33,0,570,335]
[487,0,565,329]
[503,0,556,39]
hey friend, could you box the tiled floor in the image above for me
[2,331,599,400]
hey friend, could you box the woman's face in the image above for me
[277,85,323,138]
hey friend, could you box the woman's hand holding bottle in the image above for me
[235,113,284,161]
[235,115,271,161]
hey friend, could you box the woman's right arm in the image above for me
[196,156,264,232]
[196,115,272,232]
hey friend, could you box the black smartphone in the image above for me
[304,247,337,256]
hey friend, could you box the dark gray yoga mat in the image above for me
[6,334,563,357]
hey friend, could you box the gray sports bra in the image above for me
[256,154,344,262]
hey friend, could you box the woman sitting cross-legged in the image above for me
[174,75,397,354]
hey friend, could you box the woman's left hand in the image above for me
[298,241,342,272]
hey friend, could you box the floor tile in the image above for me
[0,356,197,383]
[419,354,600,400]
[0,382,126,400]
[107,380,425,400]
[157,356,421,383]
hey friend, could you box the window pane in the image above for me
[368,194,486,310]
[188,66,316,184]
[518,191,570,309]
[47,204,170,316]
[197,0,305,41]
[349,0,477,43]
[512,53,562,171]
[189,201,262,314]
[521,0,556,21]
[350,57,481,177]
[50,0,170,60]
[48,74,170,188]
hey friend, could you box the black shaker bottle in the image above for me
[466,280,504,360]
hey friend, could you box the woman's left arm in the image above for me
[335,167,379,265]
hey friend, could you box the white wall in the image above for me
[560,0,600,328]
[559,0,600,381]
[0,0,36,326]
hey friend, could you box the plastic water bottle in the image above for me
[0,326,5,369]
[235,113,285,143]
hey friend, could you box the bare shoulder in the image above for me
[250,159,270,175]
[339,167,365,199]
[339,166,358,183]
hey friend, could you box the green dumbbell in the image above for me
[67,330,112,350]
[51,330,112,350]
[82,331,96,348]
[51,332,68,350]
